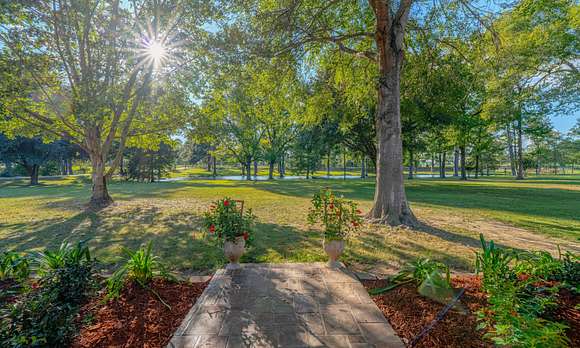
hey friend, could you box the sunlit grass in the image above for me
[0,174,578,275]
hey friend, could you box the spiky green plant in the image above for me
[106,241,173,307]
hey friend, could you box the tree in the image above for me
[0,1,193,207]
[0,135,61,185]
[482,0,579,179]
[125,142,176,182]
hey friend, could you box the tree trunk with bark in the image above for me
[254,160,258,177]
[408,149,414,180]
[26,164,39,185]
[89,152,113,208]
[516,116,525,180]
[327,151,331,177]
[460,145,467,180]
[361,157,366,178]
[453,147,459,177]
[474,154,479,179]
[246,160,252,181]
[506,123,517,176]
[268,160,275,180]
[212,156,217,176]
[367,1,416,226]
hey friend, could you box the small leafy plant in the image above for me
[475,234,516,291]
[1,244,95,347]
[106,241,173,307]
[475,234,571,347]
[307,188,363,240]
[369,258,451,299]
[203,198,256,245]
[0,252,29,282]
[35,240,91,274]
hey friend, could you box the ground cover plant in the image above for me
[0,242,96,347]
[0,241,209,348]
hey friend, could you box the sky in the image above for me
[551,110,579,134]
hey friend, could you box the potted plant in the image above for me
[203,198,256,270]
[308,188,363,268]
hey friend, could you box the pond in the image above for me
[159,174,435,182]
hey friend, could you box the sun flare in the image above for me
[146,40,167,63]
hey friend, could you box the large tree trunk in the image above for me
[361,157,366,178]
[89,153,113,208]
[516,116,525,180]
[367,17,416,226]
[212,156,217,176]
[475,154,480,179]
[253,160,258,177]
[27,164,39,185]
[207,154,212,171]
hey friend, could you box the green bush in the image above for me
[0,246,95,347]
[0,252,29,282]
[475,234,571,347]
[34,241,91,274]
[106,241,173,302]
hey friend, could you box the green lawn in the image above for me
[0,175,578,275]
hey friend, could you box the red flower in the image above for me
[351,220,359,226]
[223,200,230,207]
[356,209,362,214]
[329,203,334,209]
[243,232,249,240]
[209,224,215,233]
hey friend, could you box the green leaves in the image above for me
[106,241,173,301]
[203,198,256,244]
[307,188,363,241]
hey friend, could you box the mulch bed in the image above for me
[363,275,579,348]
[72,278,209,348]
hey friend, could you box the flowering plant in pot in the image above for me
[203,198,256,269]
[307,188,363,268]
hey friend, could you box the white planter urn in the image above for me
[224,236,246,270]
[323,239,345,268]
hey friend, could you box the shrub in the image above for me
[106,241,173,304]
[475,234,570,347]
[203,198,256,245]
[307,188,363,240]
[0,252,29,282]
[35,241,91,274]
[475,234,516,292]
[369,258,452,303]
[0,246,95,347]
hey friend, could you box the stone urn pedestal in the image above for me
[224,236,246,270]
[323,239,345,268]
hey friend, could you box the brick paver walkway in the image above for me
[168,263,403,348]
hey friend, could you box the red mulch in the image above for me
[0,279,22,303]
[550,287,580,348]
[363,275,580,348]
[72,278,208,348]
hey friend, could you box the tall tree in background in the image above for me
[0,1,195,207]
[482,0,579,179]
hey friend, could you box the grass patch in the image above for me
[0,175,578,274]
